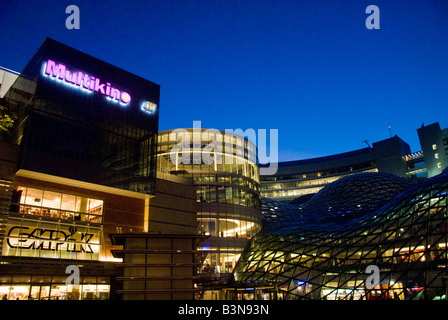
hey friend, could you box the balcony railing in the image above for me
[10,203,102,224]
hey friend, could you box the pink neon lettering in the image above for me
[94,78,105,94]
[77,71,83,86]
[65,70,77,84]
[45,60,66,79]
[82,74,90,89]
[110,88,120,100]
[43,59,132,105]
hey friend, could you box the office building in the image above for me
[261,136,411,202]
[415,122,448,178]
[262,124,448,203]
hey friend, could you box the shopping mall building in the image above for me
[1,38,447,301]
[234,169,448,300]
[0,38,204,300]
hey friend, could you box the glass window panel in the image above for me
[226,187,233,203]
[218,186,226,203]
[236,138,242,146]
[42,191,62,209]
[40,286,50,299]
[61,194,76,211]
[209,186,216,202]
[88,199,103,214]
[24,188,43,206]
[233,188,240,205]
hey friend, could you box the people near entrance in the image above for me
[202,263,220,274]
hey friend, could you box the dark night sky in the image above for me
[1,0,447,161]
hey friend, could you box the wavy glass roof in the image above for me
[234,170,448,300]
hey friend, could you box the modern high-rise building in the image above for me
[156,128,262,299]
[0,38,202,300]
[416,122,448,178]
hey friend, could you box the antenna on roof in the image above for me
[363,140,372,149]
[388,126,392,138]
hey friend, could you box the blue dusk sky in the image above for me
[1,0,447,161]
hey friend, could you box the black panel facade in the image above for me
[3,38,159,194]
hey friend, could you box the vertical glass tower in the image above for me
[157,128,262,291]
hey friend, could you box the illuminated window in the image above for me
[434,153,439,159]
[432,144,437,150]
[437,162,442,168]
[15,186,103,223]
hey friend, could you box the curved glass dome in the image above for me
[234,170,448,300]
[303,172,414,215]
[261,172,415,236]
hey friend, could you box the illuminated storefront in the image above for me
[4,186,103,260]
[157,128,262,298]
[0,276,110,300]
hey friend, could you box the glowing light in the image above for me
[121,92,131,104]
[42,59,131,105]
[140,101,157,114]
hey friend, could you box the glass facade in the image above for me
[261,168,378,200]
[4,185,104,260]
[3,38,159,195]
[234,170,448,300]
[0,275,109,300]
[157,129,262,277]
[13,186,103,223]
[0,39,161,301]
[260,137,414,203]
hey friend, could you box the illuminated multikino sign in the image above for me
[43,59,132,105]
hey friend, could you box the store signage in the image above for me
[140,100,157,114]
[43,59,132,105]
[6,225,97,254]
